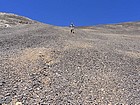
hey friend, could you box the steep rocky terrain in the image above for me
[0,12,36,28]
[0,13,140,105]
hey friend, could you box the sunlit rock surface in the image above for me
[0,13,139,105]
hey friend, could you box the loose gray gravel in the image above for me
[0,13,140,105]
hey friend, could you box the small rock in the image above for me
[0,99,2,105]
[15,102,22,105]
[0,81,5,86]
[56,73,61,77]
[4,96,12,104]
[0,83,2,86]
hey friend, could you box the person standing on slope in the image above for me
[70,22,75,33]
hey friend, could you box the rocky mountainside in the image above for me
[0,13,140,105]
[0,13,36,28]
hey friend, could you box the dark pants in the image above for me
[71,29,74,33]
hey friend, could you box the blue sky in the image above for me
[0,0,140,26]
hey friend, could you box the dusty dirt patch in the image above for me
[117,50,140,58]
[64,40,93,50]
[10,48,54,65]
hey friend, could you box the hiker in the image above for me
[70,23,75,33]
